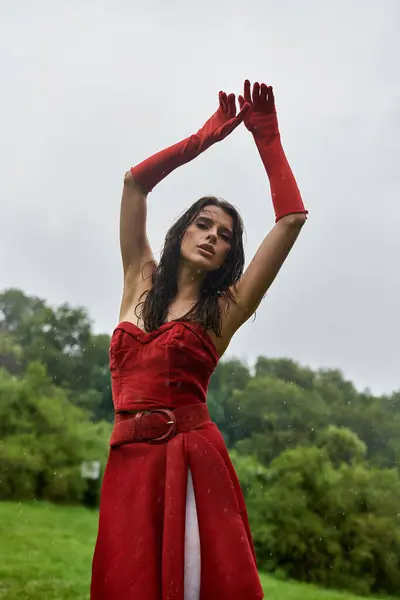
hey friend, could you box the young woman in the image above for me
[91,80,307,600]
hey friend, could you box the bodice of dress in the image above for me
[109,321,219,412]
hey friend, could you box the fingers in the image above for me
[243,80,275,110]
[260,83,268,102]
[243,79,252,104]
[219,91,237,116]
[252,81,260,104]
[227,93,237,117]
[268,86,275,108]
[219,91,228,113]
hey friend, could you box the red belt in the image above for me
[110,404,211,447]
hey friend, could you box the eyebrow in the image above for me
[196,215,233,236]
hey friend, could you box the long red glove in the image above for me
[131,92,250,194]
[239,80,307,222]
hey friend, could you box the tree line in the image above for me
[1,288,399,596]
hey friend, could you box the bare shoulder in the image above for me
[206,296,239,358]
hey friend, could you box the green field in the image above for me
[0,501,386,600]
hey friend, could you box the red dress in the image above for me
[91,320,264,600]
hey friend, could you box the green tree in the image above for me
[0,330,23,374]
[234,376,330,464]
[316,425,367,467]
[255,356,315,390]
[207,358,251,444]
[0,363,111,503]
[232,443,400,596]
[0,289,112,420]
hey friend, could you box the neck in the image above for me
[174,262,205,307]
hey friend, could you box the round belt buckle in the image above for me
[146,408,177,444]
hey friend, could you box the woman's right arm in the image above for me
[118,90,250,320]
[119,171,155,322]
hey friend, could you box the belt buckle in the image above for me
[143,408,177,444]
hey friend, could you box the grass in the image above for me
[0,501,387,600]
[0,501,94,599]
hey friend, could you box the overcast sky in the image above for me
[1,0,399,395]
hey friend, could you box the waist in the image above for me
[110,403,212,447]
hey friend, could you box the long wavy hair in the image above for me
[136,196,245,336]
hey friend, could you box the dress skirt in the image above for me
[90,421,264,599]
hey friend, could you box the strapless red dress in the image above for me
[90,320,264,599]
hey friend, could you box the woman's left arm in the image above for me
[224,81,308,334]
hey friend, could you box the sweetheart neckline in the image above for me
[115,320,220,360]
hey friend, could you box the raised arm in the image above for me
[119,91,251,321]
[119,172,154,322]
[223,81,308,336]
[120,172,152,275]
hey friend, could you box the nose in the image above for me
[206,230,217,243]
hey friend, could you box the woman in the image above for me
[91,80,307,600]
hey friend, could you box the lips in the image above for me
[198,244,215,256]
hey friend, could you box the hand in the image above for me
[129,91,250,194]
[196,91,251,149]
[238,80,280,141]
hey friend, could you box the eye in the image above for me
[196,222,208,230]
[220,232,231,242]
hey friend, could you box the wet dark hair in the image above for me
[137,196,245,336]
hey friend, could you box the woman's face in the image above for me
[180,206,234,272]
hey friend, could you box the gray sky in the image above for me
[1,1,399,394]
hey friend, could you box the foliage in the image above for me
[0,362,111,503]
[0,289,113,421]
[231,445,400,596]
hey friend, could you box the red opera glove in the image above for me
[131,92,250,194]
[239,80,308,222]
